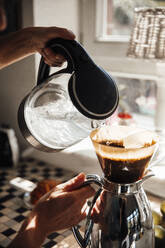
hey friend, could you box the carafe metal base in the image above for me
[73,174,155,248]
[90,177,154,248]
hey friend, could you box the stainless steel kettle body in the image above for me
[72,175,154,248]
[18,38,119,152]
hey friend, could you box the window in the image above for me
[95,0,165,42]
[112,77,157,130]
[80,0,165,133]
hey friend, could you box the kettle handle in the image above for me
[37,38,93,85]
[72,174,102,248]
[37,57,51,85]
[37,39,75,85]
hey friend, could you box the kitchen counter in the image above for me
[0,156,164,248]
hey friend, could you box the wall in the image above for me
[80,0,128,58]
[33,0,80,74]
[0,0,35,151]
[33,0,80,33]
[0,0,80,152]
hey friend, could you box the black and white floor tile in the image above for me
[0,157,76,248]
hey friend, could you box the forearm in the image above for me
[7,212,46,248]
[0,27,36,69]
[0,26,76,70]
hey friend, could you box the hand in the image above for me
[91,190,109,234]
[91,190,105,224]
[0,26,75,69]
[33,172,95,234]
[8,173,95,248]
[31,26,76,66]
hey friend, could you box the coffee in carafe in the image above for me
[91,125,158,184]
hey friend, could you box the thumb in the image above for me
[57,173,86,192]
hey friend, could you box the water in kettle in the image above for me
[25,98,92,150]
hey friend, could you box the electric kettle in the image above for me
[18,38,119,152]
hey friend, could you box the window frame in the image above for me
[95,0,130,42]
[80,0,160,79]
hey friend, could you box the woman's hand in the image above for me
[0,26,75,69]
[33,172,94,234]
[91,190,110,234]
[8,173,95,248]
[91,190,105,224]
[31,26,75,66]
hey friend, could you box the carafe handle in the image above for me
[72,174,103,248]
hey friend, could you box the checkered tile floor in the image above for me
[0,157,77,247]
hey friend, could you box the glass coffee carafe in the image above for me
[72,125,164,248]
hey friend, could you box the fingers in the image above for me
[48,27,76,40]
[41,47,65,66]
[36,26,76,67]
[57,173,86,191]
[76,185,95,199]
[91,191,105,223]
